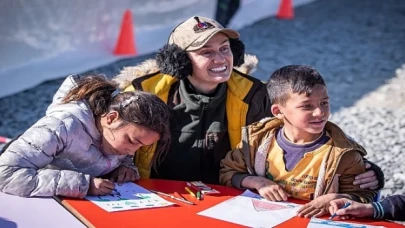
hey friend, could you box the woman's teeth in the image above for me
[210,66,226,72]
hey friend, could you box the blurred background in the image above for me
[0,0,404,199]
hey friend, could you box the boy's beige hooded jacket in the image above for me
[220,117,378,203]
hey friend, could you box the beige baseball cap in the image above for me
[168,16,240,51]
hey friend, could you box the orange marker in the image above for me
[184,187,196,198]
[185,187,202,200]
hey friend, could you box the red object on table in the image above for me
[56,179,403,228]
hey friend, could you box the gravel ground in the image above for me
[1,0,405,203]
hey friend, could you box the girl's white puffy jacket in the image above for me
[0,75,132,198]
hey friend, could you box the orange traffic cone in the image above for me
[114,9,137,55]
[276,0,294,20]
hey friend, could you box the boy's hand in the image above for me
[353,163,378,189]
[297,193,346,218]
[254,177,289,201]
[108,165,140,184]
[87,177,115,196]
[329,199,374,220]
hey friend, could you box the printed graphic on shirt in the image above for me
[266,138,331,200]
[277,174,318,198]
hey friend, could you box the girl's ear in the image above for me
[271,104,284,119]
[106,111,120,125]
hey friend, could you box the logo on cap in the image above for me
[193,17,215,33]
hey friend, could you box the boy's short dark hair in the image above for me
[266,65,326,105]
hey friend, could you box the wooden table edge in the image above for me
[53,196,95,228]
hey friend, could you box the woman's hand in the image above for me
[108,165,140,184]
[297,193,346,218]
[353,162,378,190]
[87,177,115,196]
[329,198,375,220]
[254,177,290,201]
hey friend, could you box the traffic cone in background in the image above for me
[114,9,137,55]
[277,0,294,20]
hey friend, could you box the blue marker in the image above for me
[112,188,121,197]
[329,201,352,220]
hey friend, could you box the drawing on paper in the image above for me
[252,198,290,211]
[85,182,175,212]
[249,191,300,212]
[198,190,302,228]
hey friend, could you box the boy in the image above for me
[219,65,378,218]
[329,195,405,221]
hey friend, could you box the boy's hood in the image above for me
[247,117,367,156]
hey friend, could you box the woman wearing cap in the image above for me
[113,16,383,187]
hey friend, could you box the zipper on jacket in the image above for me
[199,102,207,181]
[242,126,256,175]
[323,148,354,194]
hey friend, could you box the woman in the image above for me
[113,15,383,188]
[0,75,170,198]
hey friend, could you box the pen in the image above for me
[150,190,196,205]
[112,188,121,197]
[175,192,187,201]
[329,202,351,220]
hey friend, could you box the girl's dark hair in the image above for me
[62,75,171,170]
[266,65,326,105]
[156,38,245,79]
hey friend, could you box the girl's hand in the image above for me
[108,165,140,184]
[254,177,290,201]
[297,193,346,218]
[329,198,374,220]
[87,177,115,196]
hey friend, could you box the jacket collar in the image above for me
[248,117,367,156]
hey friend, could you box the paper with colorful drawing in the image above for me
[198,189,302,228]
[308,218,385,228]
[85,182,175,212]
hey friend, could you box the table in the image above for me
[0,191,85,228]
[56,179,403,228]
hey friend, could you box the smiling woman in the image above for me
[113,15,270,184]
[187,33,234,94]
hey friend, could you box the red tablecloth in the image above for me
[57,179,403,228]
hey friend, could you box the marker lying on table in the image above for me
[150,190,196,205]
[329,202,351,220]
[175,192,187,201]
[185,187,203,200]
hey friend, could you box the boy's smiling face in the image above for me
[272,84,330,143]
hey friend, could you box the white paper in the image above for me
[85,182,175,212]
[198,190,301,228]
[308,218,385,228]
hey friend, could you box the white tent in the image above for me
[0,0,316,98]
